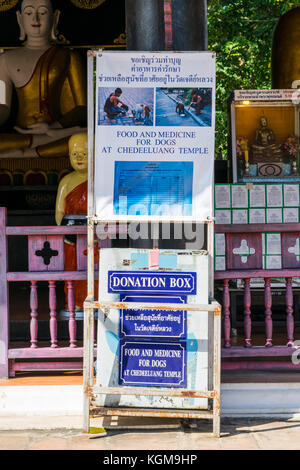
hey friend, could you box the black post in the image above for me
[172,0,207,51]
[125,0,165,51]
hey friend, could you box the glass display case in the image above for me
[230,89,300,182]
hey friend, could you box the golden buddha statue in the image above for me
[272,6,300,89]
[251,116,282,162]
[0,0,87,160]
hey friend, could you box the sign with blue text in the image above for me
[108,271,197,295]
[96,248,209,410]
[119,340,186,387]
[119,294,187,339]
[94,51,216,222]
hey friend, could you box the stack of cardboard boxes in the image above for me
[214,183,300,277]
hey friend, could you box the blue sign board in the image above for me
[108,271,197,295]
[120,295,187,339]
[119,341,186,387]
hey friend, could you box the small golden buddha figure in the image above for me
[0,0,87,159]
[56,132,96,309]
[251,116,282,162]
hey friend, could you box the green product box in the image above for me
[262,232,282,269]
[283,207,299,223]
[215,233,226,256]
[231,184,248,209]
[215,256,226,271]
[249,184,266,208]
[232,209,248,224]
[283,184,300,207]
[215,209,231,224]
[266,184,283,208]
[214,184,231,209]
[266,208,283,223]
[249,208,266,224]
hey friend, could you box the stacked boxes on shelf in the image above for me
[214,183,300,273]
[215,233,226,271]
[262,233,281,269]
[215,183,300,225]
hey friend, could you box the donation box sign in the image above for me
[94,51,216,222]
[106,270,194,388]
[96,249,209,410]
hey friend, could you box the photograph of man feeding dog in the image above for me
[156,88,212,127]
[98,87,154,126]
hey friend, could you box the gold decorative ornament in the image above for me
[50,32,71,46]
[113,33,126,45]
[0,0,18,12]
[70,0,106,9]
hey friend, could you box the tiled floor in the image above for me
[0,371,83,387]
[1,419,300,450]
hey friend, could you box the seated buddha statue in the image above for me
[56,132,98,310]
[0,0,87,159]
[251,116,282,162]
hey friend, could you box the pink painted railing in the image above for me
[3,208,300,377]
[0,207,96,378]
[215,223,300,370]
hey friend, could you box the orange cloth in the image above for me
[110,95,121,107]
[64,181,98,308]
[65,180,88,216]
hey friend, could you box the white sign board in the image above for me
[94,51,216,222]
[233,89,299,102]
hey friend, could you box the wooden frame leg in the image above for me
[0,208,8,379]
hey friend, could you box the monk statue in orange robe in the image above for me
[56,132,98,309]
[0,0,86,159]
